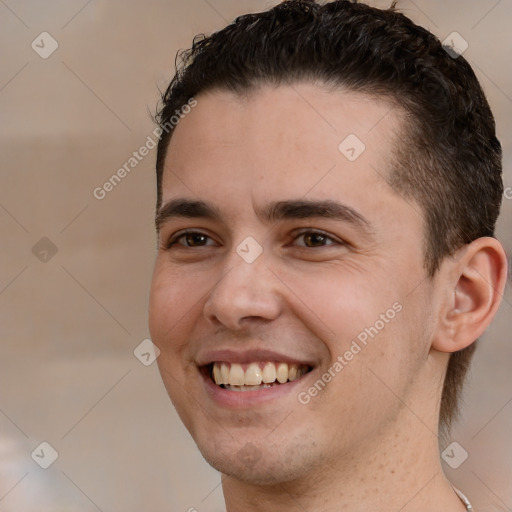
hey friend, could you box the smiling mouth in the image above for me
[208,361,312,392]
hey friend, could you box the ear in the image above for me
[431,237,508,353]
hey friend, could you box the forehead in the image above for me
[162,83,404,214]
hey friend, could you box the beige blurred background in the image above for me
[0,1,511,511]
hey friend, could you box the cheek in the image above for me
[282,263,418,400]
[280,263,397,346]
[149,266,206,414]
[148,262,205,354]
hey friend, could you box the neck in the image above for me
[222,413,467,512]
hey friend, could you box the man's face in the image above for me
[149,84,442,484]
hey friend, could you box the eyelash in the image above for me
[165,229,342,249]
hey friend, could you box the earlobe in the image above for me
[432,237,508,353]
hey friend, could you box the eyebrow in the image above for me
[155,197,375,234]
[155,199,222,231]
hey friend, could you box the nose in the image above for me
[203,250,283,331]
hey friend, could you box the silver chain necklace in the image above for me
[453,487,473,511]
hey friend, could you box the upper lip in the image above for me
[196,348,316,367]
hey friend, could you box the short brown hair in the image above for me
[154,0,503,432]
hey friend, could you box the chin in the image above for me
[196,436,319,486]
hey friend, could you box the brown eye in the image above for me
[303,233,328,247]
[180,233,209,247]
[295,231,337,248]
[167,231,216,248]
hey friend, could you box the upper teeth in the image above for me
[212,361,308,386]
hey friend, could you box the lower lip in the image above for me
[201,369,310,408]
